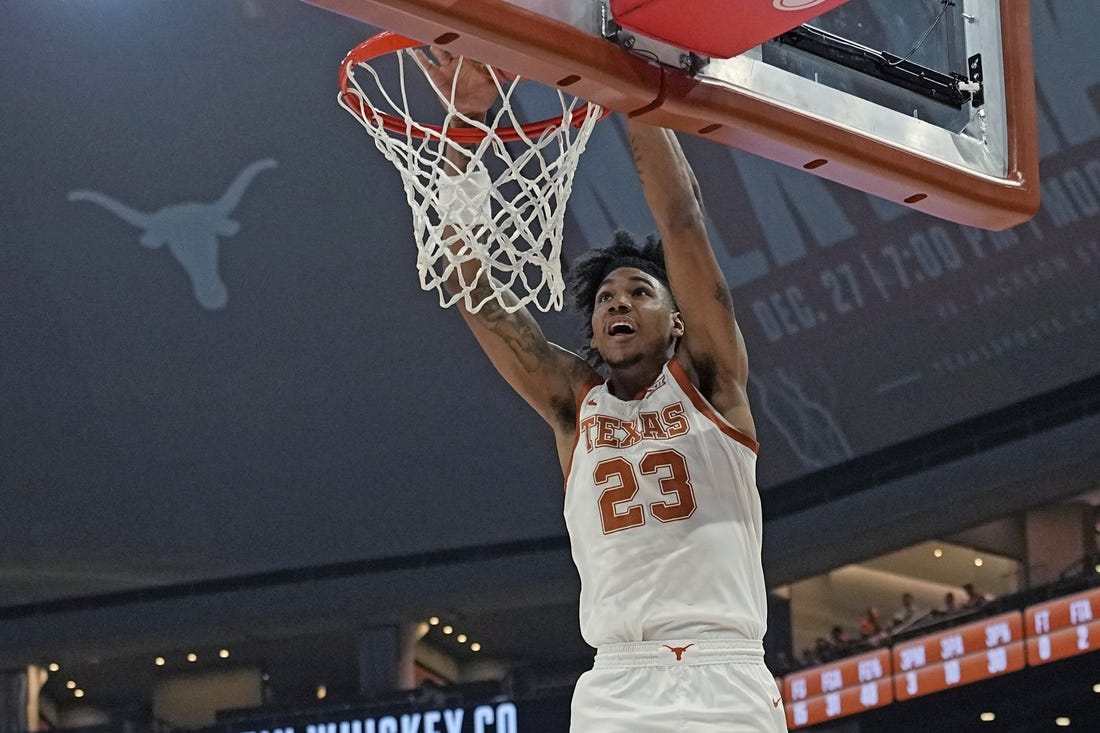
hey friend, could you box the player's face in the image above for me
[590,267,683,368]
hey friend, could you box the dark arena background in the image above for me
[1,1,1098,731]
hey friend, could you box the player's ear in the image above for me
[671,312,685,338]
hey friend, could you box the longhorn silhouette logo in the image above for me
[662,643,695,661]
[68,159,277,310]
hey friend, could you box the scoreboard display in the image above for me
[891,611,1025,701]
[784,649,892,729]
[783,587,1099,729]
[1025,587,1100,666]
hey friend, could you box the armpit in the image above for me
[551,393,577,431]
[692,355,718,401]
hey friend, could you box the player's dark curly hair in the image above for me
[567,230,675,368]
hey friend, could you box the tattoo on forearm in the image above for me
[473,283,556,374]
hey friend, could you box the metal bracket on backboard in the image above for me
[776,25,975,110]
[600,0,709,78]
[967,53,986,108]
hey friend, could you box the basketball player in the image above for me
[416,47,787,732]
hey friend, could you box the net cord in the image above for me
[338,47,602,313]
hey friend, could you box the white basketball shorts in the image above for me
[570,638,788,732]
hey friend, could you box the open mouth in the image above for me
[608,321,636,336]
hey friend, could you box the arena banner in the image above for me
[224,698,570,733]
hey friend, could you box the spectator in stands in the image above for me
[812,636,833,663]
[828,625,852,658]
[891,592,924,629]
[935,591,958,616]
[859,606,885,642]
[962,583,988,608]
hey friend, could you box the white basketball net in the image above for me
[339,48,603,313]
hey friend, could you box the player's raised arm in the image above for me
[413,48,593,436]
[624,118,755,440]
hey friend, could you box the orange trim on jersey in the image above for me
[667,359,759,454]
[563,376,605,493]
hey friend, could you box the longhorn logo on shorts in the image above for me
[662,643,695,661]
[774,0,827,10]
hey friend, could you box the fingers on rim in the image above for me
[431,46,455,64]
[417,45,506,80]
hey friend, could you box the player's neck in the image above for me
[606,356,668,400]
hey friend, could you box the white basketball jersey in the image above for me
[564,358,768,647]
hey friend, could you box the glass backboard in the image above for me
[304,0,1038,230]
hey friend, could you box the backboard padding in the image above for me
[609,0,855,59]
